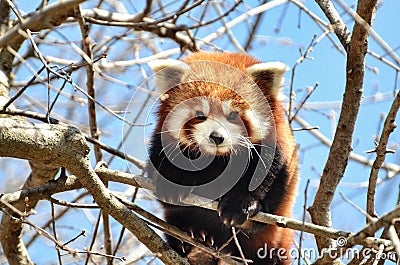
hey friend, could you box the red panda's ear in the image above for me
[246,62,289,98]
[148,59,189,93]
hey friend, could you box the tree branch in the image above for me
[367,90,400,223]
[309,0,378,256]
[314,0,351,50]
[81,8,199,52]
[313,205,400,264]
[0,2,70,262]
[0,118,189,265]
[0,0,85,49]
[293,115,400,178]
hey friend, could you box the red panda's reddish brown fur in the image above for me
[147,52,299,265]
[183,52,299,226]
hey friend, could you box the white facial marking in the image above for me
[221,100,232,116]
[164,105,192,140]
[200,97,210,115]
[245,109,270,141]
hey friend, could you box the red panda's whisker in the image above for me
[159,140,180,156]
[237,135,268,169]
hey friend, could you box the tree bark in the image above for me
[309,0,378,259]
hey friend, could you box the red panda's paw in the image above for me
[155,186,191,204]
[188,229,216,249]
[154,178,191,204]
[217,195,261,227]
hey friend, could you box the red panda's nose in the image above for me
[209,132,224,145]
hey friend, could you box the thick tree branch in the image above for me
[0,1,34,262]
[0,0,85,49]
[0,2,67,262]
[81,8,199,52]
[309,0,378,257]
[0,118,189,265]
[335,0,400,66]
[0,162,59,265]
[0,161,59,265]
[0,0,11,107]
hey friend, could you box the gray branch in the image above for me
[0,118,189,265]
[309,0,379,259]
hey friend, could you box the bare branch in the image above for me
[335,0,400,66]
[74,6,103,163]
[293,116,400,177]
[202,0,289,44]
[313,205,400,264]
[309,0,379,254]
[314,0,351,50]
[80,8,199,52]
[0,118,189,265]
[0,197,78,256]
[0,0,399,263]
[116,195,243,265]
[0,0,85,49]
[0,160,59,265]
[367,90,400,223]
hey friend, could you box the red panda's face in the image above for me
[160,92,270,155]
[149,58,288,156]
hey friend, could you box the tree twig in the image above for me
[367,90,400,223]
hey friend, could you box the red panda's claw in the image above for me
[200,231,206,241]
[181,243,186,253]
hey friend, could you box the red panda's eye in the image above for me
[195,111,207,121]
[227,111,238,121]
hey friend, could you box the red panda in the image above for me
[146,52,298,265]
